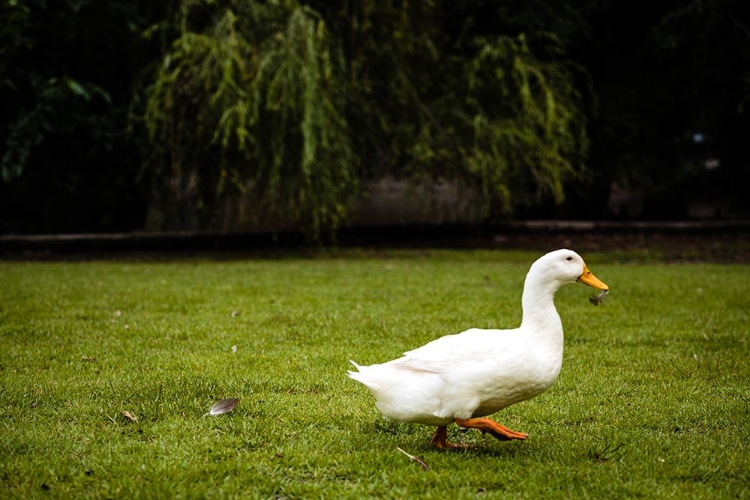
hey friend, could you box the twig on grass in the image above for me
[122,411,138,422]
[396,447,429,471]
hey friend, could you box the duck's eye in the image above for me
[566,256,573,261]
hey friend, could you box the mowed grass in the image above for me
[1,250,749,499]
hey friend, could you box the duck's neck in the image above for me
[519,274,564,340]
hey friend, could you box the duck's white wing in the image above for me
[392,328,517,374]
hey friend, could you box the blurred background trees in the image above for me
[1,0,748,236]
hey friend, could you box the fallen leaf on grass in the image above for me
[396,447,429,471]
[122,410,138,422]
[205,398,239,416]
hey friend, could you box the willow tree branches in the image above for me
[143,0,355,233]
[141,0,589,234]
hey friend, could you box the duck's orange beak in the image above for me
[577,265,609,290]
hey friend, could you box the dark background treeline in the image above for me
[1,0,748,237]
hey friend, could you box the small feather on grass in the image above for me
[396,447,429,471]
[205,398,239,416]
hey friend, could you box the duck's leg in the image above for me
[430,425,471,449]
[455,418,529,441]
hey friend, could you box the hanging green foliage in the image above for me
[143,0,355,235]
[463,34,588,215]
[337,1,588,217]
[141,0,589,234]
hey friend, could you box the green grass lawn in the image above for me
[1,249,749,499]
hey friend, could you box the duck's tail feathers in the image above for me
[349,360,377,386]
[347,360,362,379]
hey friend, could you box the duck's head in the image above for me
[533,249,609,291]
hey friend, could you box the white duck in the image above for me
[348,249,609,448]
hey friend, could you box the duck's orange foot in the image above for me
[455,418,529,441]
[430,425,472,449]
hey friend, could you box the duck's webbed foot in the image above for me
[455,418,529,441]
[430,425,472,449]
